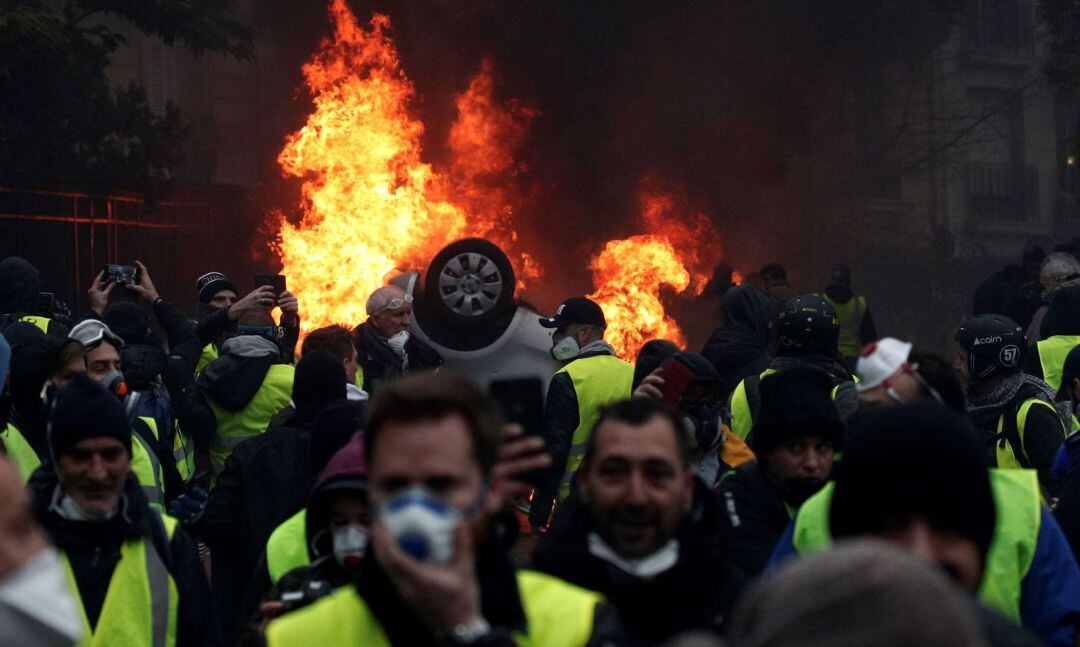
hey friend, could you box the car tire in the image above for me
[424,238,517,327]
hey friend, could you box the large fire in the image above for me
[273,0,728,359]
[589,186,725,358]
[273,1,535,330]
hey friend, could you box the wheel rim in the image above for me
[437,252,504,316]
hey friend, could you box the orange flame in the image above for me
[589,185,725,358]
[273,2,535,332]
[447,58,541,286]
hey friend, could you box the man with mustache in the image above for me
[531,398,742,642]
[716,366,841,578]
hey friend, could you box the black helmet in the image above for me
[777,295,839,358]
[954,314,1026,385]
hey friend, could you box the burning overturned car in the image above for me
[389,237,557,391]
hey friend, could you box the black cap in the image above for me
[49,373,132,460]
[539,297,606,329]
[1057,344,1080,401]
[195,272,237,304]
[751,366,843,453]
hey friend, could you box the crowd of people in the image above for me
[2,247,1080,646]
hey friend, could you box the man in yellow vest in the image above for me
[956,314,1068,496]
[530,297,634,531]
[263,372,623,646]
[768,404,1080,646]
[28,373,221,646]
[193,309,296,476]
[820,263,876,370]
[1025,285,1080,391]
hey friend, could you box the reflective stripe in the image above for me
[132,421,165,510]
[145,533,171,647]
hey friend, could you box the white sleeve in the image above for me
[0,549,84,647]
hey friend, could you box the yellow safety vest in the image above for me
[266,509,309,584]
[554,355,634,500]
[729,368,850,442]
[266,570,603,647]
[18,315,52,333]
[820,294,867,360]
[1,422,41,483]
[60,514,180,647]
[195,343,218,376]
[792,469,1041,622]
[1037,335,1080,391]
[171,422,195,483]
[133,418,167,513]
[994,398,1064,471]
[207,364,294,475]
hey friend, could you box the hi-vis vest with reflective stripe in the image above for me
[555,354,634,500]
[266,570,603,647]
[820,294,867,359]
[171,422,195,483]
[792,469,1041,622]
[1037,335,1080,391]
[994,398,1064,471]
[18,315,52,333]
[133,418,167,513]
[267,509,309,584]
[207,364,294,475]
[61,514,179,647]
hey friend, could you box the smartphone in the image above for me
[255,273,286,296]
[656,355,695,405]
[489,377,546,485]
[103,264,139,287]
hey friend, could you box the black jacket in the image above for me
[203,411,316,644]
[29,469,221,647]
[353,322,443,396]
[701,285,776,398]
[532,480,744,644]
[717,460,794,579]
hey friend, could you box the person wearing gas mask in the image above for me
[193,271,301,373]
[532,398,744,643]
[263,372,622,647]
[27,373,221,647]
[727,294,857,446]
[955,314,1068,497]
[240,432,369,646]
[530,297,634,531]
[353,285,442,396]
[67,319,183,513]
[192,308,296,476]
[0,256,70,335]
[716,367,842,579]
[203,350,347,644]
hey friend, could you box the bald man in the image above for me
[352,286,443,395]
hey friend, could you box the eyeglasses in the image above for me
[382,294,413,312]
[68,319,125,351]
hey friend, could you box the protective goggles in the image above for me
[68,319,125,351]
[381,294,413,312]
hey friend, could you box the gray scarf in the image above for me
[967,372,1071,430]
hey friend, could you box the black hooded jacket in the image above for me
[531,480,745,643]
[716,460,797,579]
[702,285,776,397]
[29,469,221,647]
